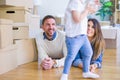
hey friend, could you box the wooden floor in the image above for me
[0,49,120,80]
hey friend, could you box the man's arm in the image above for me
[35,34,48,65]
[37,42,48,62]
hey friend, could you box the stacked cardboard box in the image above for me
[0,19,13,48]
[12,23,37,65]
[13,24,29,40]
[0,0,33,9]
[0,0,39,74]
[0,19,17,74]
[0,6,32,24]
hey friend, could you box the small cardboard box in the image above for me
[13,26,29,39]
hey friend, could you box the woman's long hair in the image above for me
[88,19,106,60]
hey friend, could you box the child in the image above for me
[60,0,100,80]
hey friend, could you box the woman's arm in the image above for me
[90,51,103,72]
[91,52,103,69]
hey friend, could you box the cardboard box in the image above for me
[0,0,33,9]
[0,0,15,6]
[0,6,32,23]
[13,26,29,39]
[56,25,64,31]
[54,16,64,25]
[100,21,110,26]
[15,39,37,65]
[0,19,13,48]
[0,45,17,74]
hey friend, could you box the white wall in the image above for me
[38,0,69,19]
[37,0,110,20]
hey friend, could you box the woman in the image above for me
[73,18,106,72]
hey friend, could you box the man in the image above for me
[35,15,67,70]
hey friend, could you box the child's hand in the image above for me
[94,0,101,5]
[87,3,97,14]
[86,0,101,14]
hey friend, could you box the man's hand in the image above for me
[41,57,55,70]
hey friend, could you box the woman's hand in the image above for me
[90,64,98,72]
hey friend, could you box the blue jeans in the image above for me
[63,35,93,74]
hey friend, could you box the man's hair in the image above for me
[42,15,56,25]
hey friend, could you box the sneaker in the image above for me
[60,74,68,80]
[83,72,99,78]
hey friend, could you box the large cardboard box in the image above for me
[0,0,33,9]
[15,39,37,65]
[0,19,13,48]
[0,45,17,74]
[0,6,32,23]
